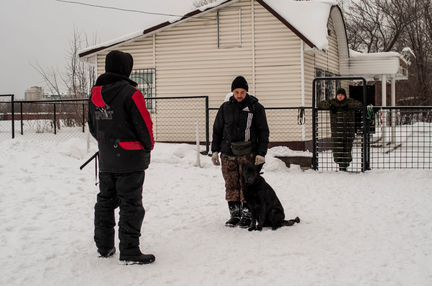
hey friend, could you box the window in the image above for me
[315,68,340,101]
[130,68,156,112]
[217,8,242,48]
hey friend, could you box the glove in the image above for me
[255,155,265,165]
[330,105,337,114]
[211,152,220,166]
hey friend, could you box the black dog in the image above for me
[243,163,300,231]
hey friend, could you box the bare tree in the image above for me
[33,30,97,127]
[33,30,96,99]
[345,0,418,53]
[64,30,96,98]
[31,63,64,97]
[344,0,432,105]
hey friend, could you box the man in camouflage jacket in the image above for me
[318,88,362,171]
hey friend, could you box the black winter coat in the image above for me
[318,97,362,142]
[212,94,269,156]
[88,72,154,173]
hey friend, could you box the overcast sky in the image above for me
[0,0,198,99]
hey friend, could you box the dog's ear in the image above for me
[256,163,264,174]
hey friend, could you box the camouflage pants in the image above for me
[221,153,255,203]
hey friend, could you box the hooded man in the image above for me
[211,75,270,228]
[88,50,155,265]
[318,88,362,171]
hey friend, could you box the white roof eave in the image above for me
[340,51,409,80]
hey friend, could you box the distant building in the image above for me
[24,86,43,101]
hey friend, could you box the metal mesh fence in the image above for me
[3,93,432,171]
[315,108,366,172]
[315,106,432,171]
[208,107,313,149]
[0,95,14,141]
[12,99,89,143]
[149,96,209,151]
[369,107,432,169]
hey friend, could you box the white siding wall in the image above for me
[303,16,341,142]
[314,18,340,75]
[254,4,302,108]
[97,37,154,75]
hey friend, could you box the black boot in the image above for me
[98,247,116,258]
[238,203,252,228]
[120,253,156,265]
[225,201,241,227]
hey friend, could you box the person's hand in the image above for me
[330,104,337,114]
[211,152,220,166]
[255,155,265,165]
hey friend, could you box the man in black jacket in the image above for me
[211,76,270,228]
[88,50,155,265]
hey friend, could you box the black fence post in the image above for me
[312,79,318,170]
[205,96,209,154]
[361,79,370,171]
[53,103,57,135]
[82,103,85,133]
[20,102,23,135]
[11,94,15,139]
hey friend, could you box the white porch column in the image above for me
[382,74,387,107]
[391,77,396,143]
[381,74,387,144]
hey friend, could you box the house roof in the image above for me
[79,0,340,58]
[259,0,338,50]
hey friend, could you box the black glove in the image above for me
[330,105,337,114]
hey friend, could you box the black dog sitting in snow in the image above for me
[243,163,300,231]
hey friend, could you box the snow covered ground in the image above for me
[0,135,431,285]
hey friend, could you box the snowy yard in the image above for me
[0,136,431,285]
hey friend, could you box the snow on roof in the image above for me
[198,0,231,11]
[261,0,338,50]
[350,50,401,59]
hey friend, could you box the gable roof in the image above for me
[79,0,340,58]
[258,0,338,50]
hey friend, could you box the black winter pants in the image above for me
[94,171,145,256]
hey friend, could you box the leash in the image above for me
[94,153,99,186]
[80,151,99,185]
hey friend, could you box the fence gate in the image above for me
[312,77,370,172]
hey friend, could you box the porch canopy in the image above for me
[341,50,410,107]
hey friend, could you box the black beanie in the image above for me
[336,88,346,96]
[231,76,249,92]
[105,50,134,77]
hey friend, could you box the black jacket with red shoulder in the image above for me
[88,72,154,173]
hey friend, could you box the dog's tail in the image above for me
[282,216,300,226]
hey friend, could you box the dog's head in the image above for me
[243,163,260,186]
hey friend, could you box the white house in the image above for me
[79,0,408,147]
